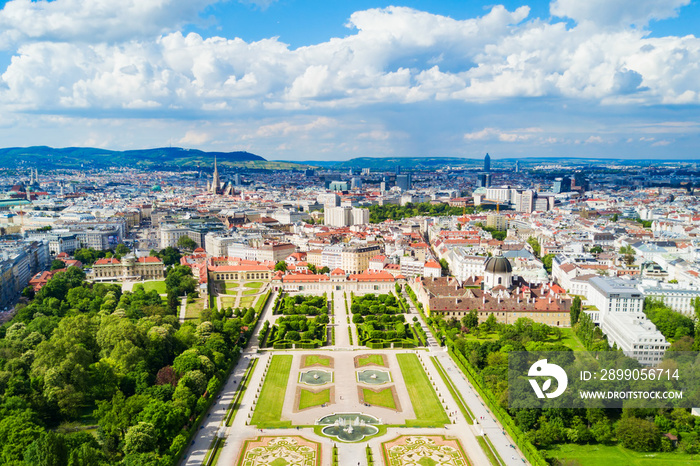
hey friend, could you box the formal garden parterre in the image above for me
[262,294,330,349]
[351,293,421,349]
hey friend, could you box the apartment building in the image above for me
[341,244,381,274]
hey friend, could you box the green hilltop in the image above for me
[0,146,313,170]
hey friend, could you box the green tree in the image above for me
[24,431,67,466]
[527,236,541,257]
[50,259,65,270]
[619,245,635,266]
[483,313,497,332]
[570,296,581,326]
[541,254,555,274]
[115,243,130,257]
[616,417,660,452]
[589,245,603,254]
[22,285,35,300]
[461,310,479,329]
[439,258,449,276]
[124,422,158,455]
[156,247,182,266]
[176,236,197,251]
[0,413,44,464]
[67,443,106,466]
[275,261,288,272]
[591,419,614,444]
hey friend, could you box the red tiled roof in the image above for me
[210,264,273,272]
[283,273,330,282]
[138,256,163,263]
[348,270,395,282]
[424,260,441,269]
[95,258,120,265]
[330,268,345,276]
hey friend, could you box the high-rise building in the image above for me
[350,177,362,190]
[572,173,589,192]
[517,190,535,213]
[395,165,401,175]
[484,153,491,172]
[515,160,520,173]
[396,174,412,191]
[477,173,491,188]
[553,176,570,194]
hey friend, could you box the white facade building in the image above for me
[601,313,669,366]
[587,277,668,366]
[205,233,239,257]
[321,245,344,271]
[637,282,700,316]
[160,224,189,249]
[400,256,424,277]
[448,248,486,283]
[227,242,258,261]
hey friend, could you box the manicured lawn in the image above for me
[239,296,255,308]
[362,388,396,410]
[185,298,203,321]
[303,355,331,367]
[550,443,700,466]
[557,327,588,352]
[222,281,239,294]
[220,297,236,309]
[476,436,501,466]
[140,280,167,294]
[242,288,259,295]
[298,389,330,410]
[244,281,264,289]
[396,353,449,427]
[251,355,293,427]
[357,354,387,367]
[461,331,499,342]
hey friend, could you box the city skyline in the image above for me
[0,0,699,161]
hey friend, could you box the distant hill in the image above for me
[0,146,281,169]
[319,157,482,171]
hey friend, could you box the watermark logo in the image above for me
[527,359,568,399]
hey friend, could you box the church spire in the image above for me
[211,155,220,193]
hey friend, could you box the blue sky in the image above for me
[0,0,699,161]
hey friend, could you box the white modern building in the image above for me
[588,276,668,366]
[601,312,669,366]
[587,277,644,323]
[325,206,370,227]
[637,281,700,316]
